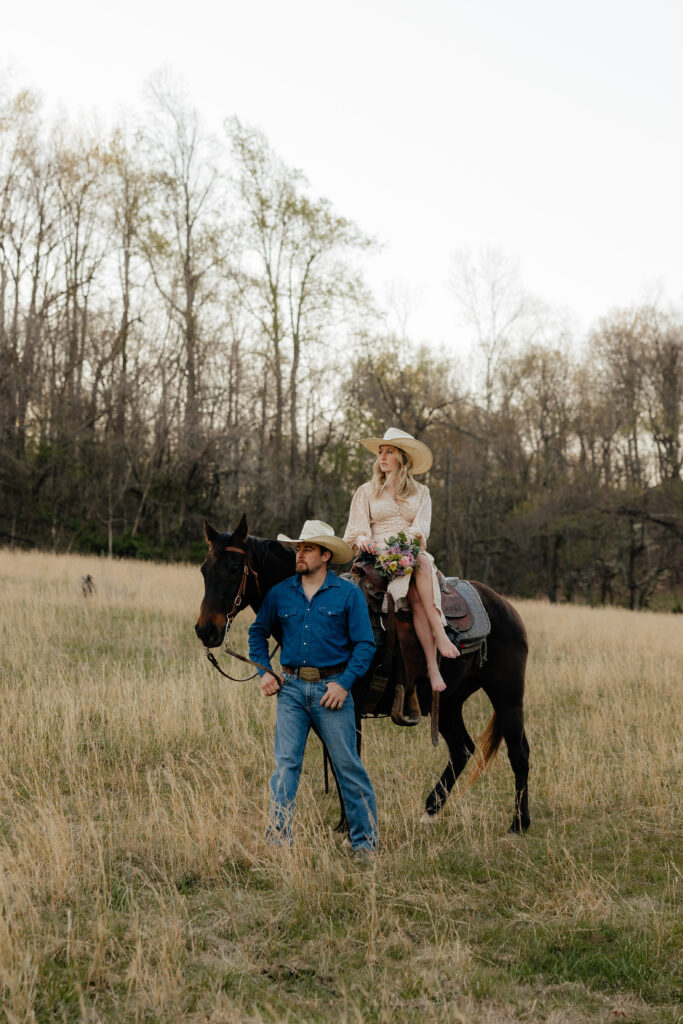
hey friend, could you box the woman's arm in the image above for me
[343,483,373,552]
[410,485,432,549]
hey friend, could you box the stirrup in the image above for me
[406,688,421,720]
[390,684,420,727]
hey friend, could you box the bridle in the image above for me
[203,543,281,683]
[223,544,262,625]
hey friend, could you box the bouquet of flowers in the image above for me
[375,531,421,580]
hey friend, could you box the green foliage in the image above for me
[509,923,677,1001]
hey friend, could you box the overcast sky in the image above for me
[4,0,683,357]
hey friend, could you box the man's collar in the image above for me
[319,570,341,590]
[285,570,341,593]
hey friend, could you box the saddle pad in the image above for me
[443,578,491,643]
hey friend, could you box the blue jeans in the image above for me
[268,672,378,851]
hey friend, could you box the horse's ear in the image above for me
[233,513,248,543]
[204,520,220,547]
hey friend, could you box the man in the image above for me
[248,520,377,856]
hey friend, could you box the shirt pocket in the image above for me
[277,607,299,623]
[316,605,344,631]
[317,605,343,618]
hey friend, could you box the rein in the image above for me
[204,645,280,683]
[203,543,282,684]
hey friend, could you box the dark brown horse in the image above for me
[195,514,531,833]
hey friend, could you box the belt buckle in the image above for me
[299,666,320,682]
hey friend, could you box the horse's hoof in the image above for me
[506,820,530,835]
[420,812,438,825]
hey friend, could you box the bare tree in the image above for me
[642,309,682,482]
[140,75,229,447]
[450,249,540,577]
[227,117,373,528]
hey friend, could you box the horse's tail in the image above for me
[465,712,503,788]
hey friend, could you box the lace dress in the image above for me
[343,480,446,621]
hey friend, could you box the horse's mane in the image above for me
[245,534,294,568]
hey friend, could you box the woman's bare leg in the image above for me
[407,586,447,692]
[414,554,460,659]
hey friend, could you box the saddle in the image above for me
[440,582,473,631]
[349,558,490,744]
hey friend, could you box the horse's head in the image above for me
[195,514,251,648]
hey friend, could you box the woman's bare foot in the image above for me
[429,668,447,693]
[435,630,461,659]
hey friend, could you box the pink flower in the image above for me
[399,555,412,568]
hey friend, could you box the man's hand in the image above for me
[261,671,281,696]
[320,681,348,709]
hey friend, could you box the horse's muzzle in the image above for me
[195,620,224,648]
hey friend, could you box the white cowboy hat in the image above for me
[360,427,433,475]
[277,520,352,564]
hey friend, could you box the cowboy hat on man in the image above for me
[277,519,353,564]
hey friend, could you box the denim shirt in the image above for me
[248,571,375,692]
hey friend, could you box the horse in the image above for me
[195,514,531,833]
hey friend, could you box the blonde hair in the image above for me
[370,448,418,499]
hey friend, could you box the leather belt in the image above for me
[282,664,346,682]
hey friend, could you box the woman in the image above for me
[343,427,459,694]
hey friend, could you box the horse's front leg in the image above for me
[421,701,475,822]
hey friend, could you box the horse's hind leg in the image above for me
[422,702,475,820]
[496,701,530,833]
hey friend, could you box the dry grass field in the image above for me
[0,549,680,1024]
